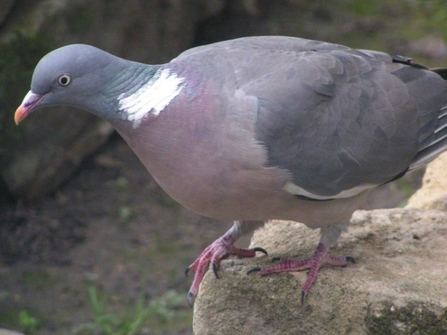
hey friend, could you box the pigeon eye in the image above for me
[58,74,72,86]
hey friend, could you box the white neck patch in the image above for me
[118,68,185,128]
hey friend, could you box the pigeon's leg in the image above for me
[186,220,266,306]
[248,222,353,303]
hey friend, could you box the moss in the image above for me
[365,301,447,335]
[0,32,55,161]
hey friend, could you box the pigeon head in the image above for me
[14,44,129,124]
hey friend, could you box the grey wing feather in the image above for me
[216,37,447,197]
[176,36,447,197]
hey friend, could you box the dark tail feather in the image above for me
[409,67,447,171]
[410,72,447,171]
[432,68,447,80]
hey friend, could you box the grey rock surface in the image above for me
[194,209,447,334]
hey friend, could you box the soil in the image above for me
[0,133,423,334]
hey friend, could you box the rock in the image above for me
[193,210,447,334]
[408,152,447,211]
[2,111,114,198]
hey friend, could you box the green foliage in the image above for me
[342,0,380,16]
[19,310,41,335]
[396,178,415,207]
[71,286,189,335]
[343,0,447,39]
[415,0,447,38]
[107,177,130,191]
[118,206,133,222]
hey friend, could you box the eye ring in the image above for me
[58,74,72,86]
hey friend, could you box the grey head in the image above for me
[15,44,152,124]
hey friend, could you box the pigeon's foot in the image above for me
[247,242,354,303]
[185,235,267,306]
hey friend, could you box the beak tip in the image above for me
[14,106,25,125]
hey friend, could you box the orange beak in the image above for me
[14,105,28,125]
[14,91,44,125]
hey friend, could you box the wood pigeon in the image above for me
[14,36,447,305]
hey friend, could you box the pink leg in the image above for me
[248,242,354,303]
[186,221,266,306]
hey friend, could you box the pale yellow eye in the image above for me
[58,74,72,86]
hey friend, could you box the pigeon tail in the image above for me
[410,68,447,171]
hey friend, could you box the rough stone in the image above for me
[193,209,447,334]
[408,152,447,211]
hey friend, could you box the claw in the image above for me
[186,224,268,304]
[247,243,355,301]
[246,267,261,275]
[187,290,195,308]
[253,247,268,255]
[212,263,219,278]
[340,256,356,267]
[345,256,356,263]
